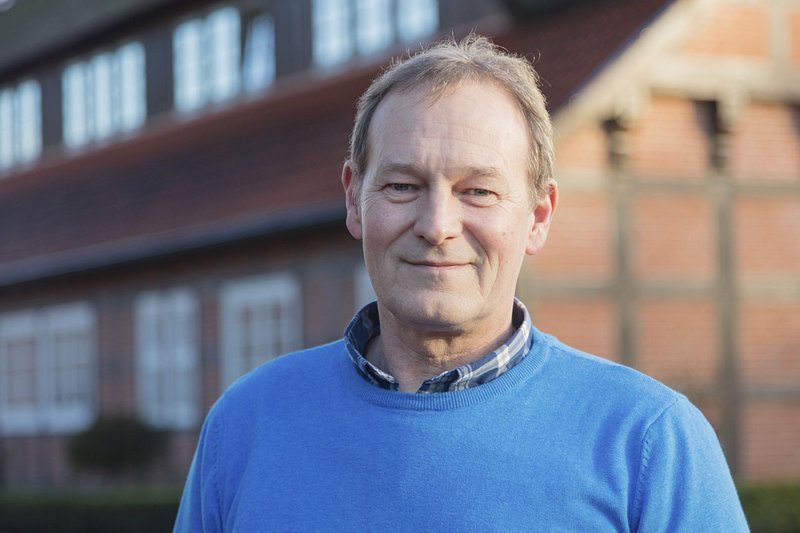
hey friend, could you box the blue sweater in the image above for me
[175,328,748,532]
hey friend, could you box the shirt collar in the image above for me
[343,298,534,393]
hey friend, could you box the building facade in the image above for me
[0,0,797,488]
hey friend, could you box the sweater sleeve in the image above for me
[632,397,749,532]
[174,400,224,533]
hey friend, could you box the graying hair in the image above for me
[347,34,555,202]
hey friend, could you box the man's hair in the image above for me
[347,34,554,202]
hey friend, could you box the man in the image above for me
[175,36,748,531]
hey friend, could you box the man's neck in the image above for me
[366,308,515,392]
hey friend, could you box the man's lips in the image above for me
[403,260,469,268]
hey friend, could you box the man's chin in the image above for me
[384,294,476,331]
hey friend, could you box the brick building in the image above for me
[0,0,797,488]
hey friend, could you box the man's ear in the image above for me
[526,179,558,255]
[342,160,363,240]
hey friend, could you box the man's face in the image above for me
[343,82,555,334]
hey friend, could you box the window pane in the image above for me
[174,20,205,111]
[0,89,13,169]
[5,337,37,407]
[15,80,41,162]
[206,7,241,103]
[313,0,352,67]
[135,289,198,428]
[221,274,301,389]
[91,53,113,139]
[356,0,392,55]
[243,14,275,93]
[51,329,91,407]
[118,42,146,131]
[397,0,438,42]
[0,81,42,164]
[63,63,88,148]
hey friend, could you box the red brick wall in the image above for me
[730,103,800,182]
[735,195,800,277]
[680,4,770,58]
[634,297,719,389]
[631,193,715,283]
[625,97,712,180]
[739,300,800,390]
[528,189,614,283]
[528,296,618,362]
[556,123,609,171]
[742,401,800,480]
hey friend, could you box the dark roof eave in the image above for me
[556,0,676,107]
[0,201,346,288]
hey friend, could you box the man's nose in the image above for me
[413,188,461,245]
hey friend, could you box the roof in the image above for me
[497,0,672,110]
[0,0,182,77]
[0,0,673,287]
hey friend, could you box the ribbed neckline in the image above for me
[337,327,552,411]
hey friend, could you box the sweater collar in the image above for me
[343,298,533,393]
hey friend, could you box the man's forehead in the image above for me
[372,83,519,141]
[375,80,492,115]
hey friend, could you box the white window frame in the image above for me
[220,273,302,390]
[312,0,439,68]
[0,303,96,436]
[0,79,42,172]
[243,13,276,94]
[135,288,200,430]
[62,41,146,149]
[0,311,38,433]
[173,6,276,113]
[356,0,393,55]
[313,0,354,67]
[43,304,96,433]
[173,6,241,113]
[397,0,439,42]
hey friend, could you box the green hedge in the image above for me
[0,483,798,532]
[0,488,180,533]
[740,484,800,533]
[68,416,165,474]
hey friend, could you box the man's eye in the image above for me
[388,183,413,192]
[464,188,497,205]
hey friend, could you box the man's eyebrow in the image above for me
[375,161,426,178]
[464,166,503,180]
[375,162,504,180]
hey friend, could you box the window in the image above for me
[0,304,95,436]
[174,7,275,113]
[0,79,42,171]
[313,0,352,67]
[220,273,302,389]
[356,0,392,55]
[62,42,146,148]
[135,289,199,429]
[313,0,439,67]
[397,0,438,42]
[243,13,276,93]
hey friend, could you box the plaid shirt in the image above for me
[343,298,533,393]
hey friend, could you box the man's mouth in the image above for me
[404,259,468,268]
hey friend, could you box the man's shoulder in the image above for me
[223,339,346,402]
[535,330,683,414]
